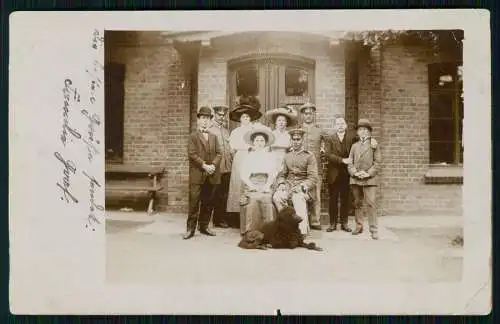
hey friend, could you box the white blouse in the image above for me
[270,129,291,151]
[240,149,278,188]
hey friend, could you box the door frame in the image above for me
[227,53,316,129]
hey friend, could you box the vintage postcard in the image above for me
[9,10,491,314]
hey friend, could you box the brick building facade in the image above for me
[105,31,463,221]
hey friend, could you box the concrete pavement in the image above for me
[106,211,463,285]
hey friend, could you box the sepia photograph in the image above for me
[9,10,490,314]
[104,30,464,285]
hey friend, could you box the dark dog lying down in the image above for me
[238,206,323,251]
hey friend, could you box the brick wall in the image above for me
[357,44,462,216]
[106,31,462,217]
[105,31,192,213]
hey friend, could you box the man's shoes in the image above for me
[340,225,352,232]
[326,225,337,232]
[371,232,379,240]
[183,229,195,240]
[310,225,322,231]
[352,227,363,235]
[199,228,216,236]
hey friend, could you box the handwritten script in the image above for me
[61,79,82,146]
[55,29,105,231]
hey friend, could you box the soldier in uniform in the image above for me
[272,128,319,236]
[298,102,329,230]
[207,105,232,228]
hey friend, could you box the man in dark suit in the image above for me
[184,106,222,240]
[324,115,357,232]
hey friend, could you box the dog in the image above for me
[238,206,323,251]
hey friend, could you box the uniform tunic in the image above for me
[274,148,319,235]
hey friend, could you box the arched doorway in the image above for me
[227,54,315,130]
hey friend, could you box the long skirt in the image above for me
[226,149,248,213]
[240,174,275,234]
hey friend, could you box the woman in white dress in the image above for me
[265,106,299,173]
[239,128,278,234]
[226,104,263,214]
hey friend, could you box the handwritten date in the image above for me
[91,29,104,50]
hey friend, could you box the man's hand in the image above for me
[370,138,378,149]
[357,171,370,179]
[342,158,352,165]
[202,163,215,174]
[207,164,216,174]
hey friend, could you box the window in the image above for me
[105,63,126,163]
[236,66,258,96]
[285,67,308,96]
[428,62,463,165]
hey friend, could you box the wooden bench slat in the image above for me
[105,164,167,214]
[105,164,165,175]
[106,185,164,192]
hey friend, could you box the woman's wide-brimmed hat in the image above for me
[356,118,373,131]
[265,105,299,127]
[243,126,275,146]
[229,104,262,122]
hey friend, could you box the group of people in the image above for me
[184,99,382,241]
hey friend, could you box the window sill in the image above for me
[424,164,463,184]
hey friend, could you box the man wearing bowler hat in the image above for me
[347,118,382,240]
[184,106,221,240]
[299,102,328,230]
[207,105,232,229]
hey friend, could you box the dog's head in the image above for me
[243,230,265,243]
[277,206,303,228]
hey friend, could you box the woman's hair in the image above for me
[274,114,289,125]
[250,132,269,144]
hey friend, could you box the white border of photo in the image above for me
[9,9,491,314]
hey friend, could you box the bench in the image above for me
[105,164,166,214]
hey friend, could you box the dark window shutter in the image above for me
[105,63,125,163]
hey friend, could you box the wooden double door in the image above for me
[227,56,315,130]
